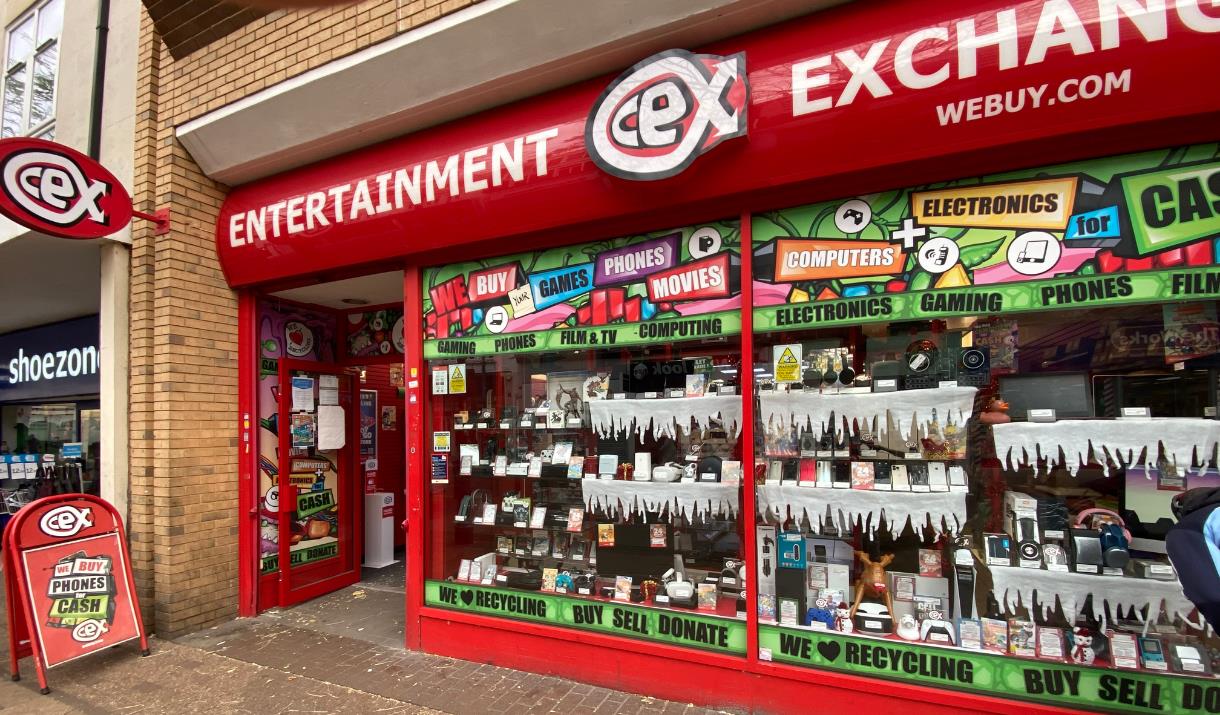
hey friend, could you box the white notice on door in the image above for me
[318,405,346,450]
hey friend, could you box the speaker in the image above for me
[957,347,991,387]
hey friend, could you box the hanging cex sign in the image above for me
[583,49,749,181]
[0,137,133,239]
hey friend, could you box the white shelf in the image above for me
[581,479,739,519]
[755,483,966,538]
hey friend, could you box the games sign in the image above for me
[423,220,742,358]
[4,494,148,693]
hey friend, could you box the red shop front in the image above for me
[215,1,1220,712]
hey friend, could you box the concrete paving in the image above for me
[1,568,734,715]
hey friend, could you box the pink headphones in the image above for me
[1073,508,1132,542]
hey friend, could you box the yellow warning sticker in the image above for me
[448,363,467,394]
[773,344,802,384]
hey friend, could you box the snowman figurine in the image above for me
[833,602,854,633]
[1071,627,1096,665]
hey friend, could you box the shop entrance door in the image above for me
[275,360,361,607]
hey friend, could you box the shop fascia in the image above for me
[792,0,1220,116]
[215,0,1220,287]
[5,344,99,385]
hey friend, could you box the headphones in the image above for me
[1073,508,1131,542]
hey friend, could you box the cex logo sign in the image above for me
[39,505,93,538]
[0,137,132,239]
[585,50,749,181]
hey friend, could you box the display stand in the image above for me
[759,387,977,441]
[755,483,966,537]
[988,564,1193,622]
[991,418,1220,475]
[582,480,739,519]
[363,492,398,568]
[589,395,743,438]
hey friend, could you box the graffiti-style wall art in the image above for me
[347,308,405,358]
[423,220,742,358]
[753,144,1220,330]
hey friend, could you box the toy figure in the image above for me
[979,396,1011,425]
[1070,627,1096,665]
[850,551,895,619]
[833,602,854,633]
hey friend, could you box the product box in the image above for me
[756,525,777,600]
[918,549,943,577]
[1008,618,1036,657]
[807,537,854,565]
[1037,627,1066,660]
[778,532,806,569]
[982,617,1009,654]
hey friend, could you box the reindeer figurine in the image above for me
[849,551,896,619]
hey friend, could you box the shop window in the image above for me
[2,0,61,139]
[423,222,750,654]
[751,143,1220,704]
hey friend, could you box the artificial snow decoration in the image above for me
[991,418,1220,475]
[755,484,966,538]
[989,565,1192,623]
[582,480,738,520]
[758,387,977,444]
[589,395,742,439]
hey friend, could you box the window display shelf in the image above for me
[988,564,1193,623]
[991,418,1220,475]
[755,483,966,538]
[582,480,740,519]
[758,387,977,444]
[589,395,743,439]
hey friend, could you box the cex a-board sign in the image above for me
[0,137,132,239]
[3,494,149,694]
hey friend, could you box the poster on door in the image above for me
[753,144,1220,331]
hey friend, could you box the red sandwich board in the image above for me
[3,494,149,693]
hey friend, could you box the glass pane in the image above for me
[428,347,746,617]
[283,369,354,592]
[79,409,100,496]
[36,0,62,46]
[7,17,33,67]
[2,66,26,138]
[29,44,54,125]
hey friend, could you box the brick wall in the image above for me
[132,0,481,635]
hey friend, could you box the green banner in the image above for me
[760,625,1219,714]
[1121,159,1220,256]
[296,489,336,519]
[425,580,746,655]
[50,594,111,626]
[259,540,339,574]
[424,311,741,359]
[755,267,1220,332]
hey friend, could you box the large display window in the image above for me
[417,142,1220,710]
[749,144,1220,711]
[422,222,751,654]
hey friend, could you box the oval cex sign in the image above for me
[0,137,132,239]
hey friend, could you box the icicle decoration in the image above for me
[589,395,743,439]
[758,387,977,444]
[755,484,966,538]
[582,481,738,520]
[989,566,1192,623]
[991,419,1220,475]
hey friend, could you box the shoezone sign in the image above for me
[0,137,133,239]
[4,494,149,694]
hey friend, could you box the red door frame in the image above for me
[275,359,363,607]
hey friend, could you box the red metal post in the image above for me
[403,264,427,649]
